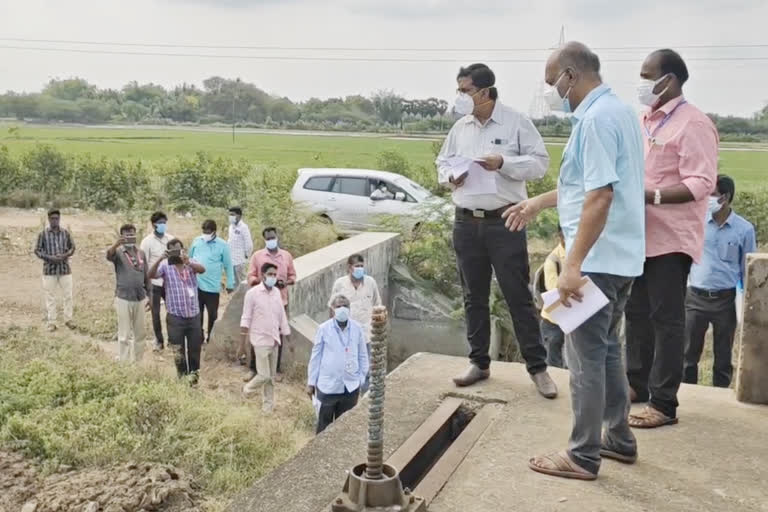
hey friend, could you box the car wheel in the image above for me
[318,214,333,225]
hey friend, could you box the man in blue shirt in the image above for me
[503,42,645,480]
[189,219,235,343]
[306,294,369,434]
[684,175,756,388]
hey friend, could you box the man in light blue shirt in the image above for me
[306,294,369,434]
[684,175,756,388]
[189,219,235,343]
[503,42,645,480]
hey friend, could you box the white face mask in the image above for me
[543,73,571,113]
[637,74,671,107]
[202,233,215,242]
[228,215,237,225]
[453,92,475,116]
[708,196,723,215]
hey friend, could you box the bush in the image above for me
[0,327,308,497]
[736,188,768,244]
[162,152,250,210]
[0,145,25,195]
[71,155,152,211]
[21,144,70,198]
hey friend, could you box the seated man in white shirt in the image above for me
[328,253,382,393]
[306,294,370,434]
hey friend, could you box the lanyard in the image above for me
[643,100,687,144]
[122,248,144,270]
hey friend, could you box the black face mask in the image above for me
[168,256,183,265]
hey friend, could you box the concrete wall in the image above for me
[735,253,768,404]
[211,232,401,371]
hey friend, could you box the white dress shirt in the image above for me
[307,318,369,395]
[436,101,550,210]
[226,220,254,267]
[328,275,382,341]
[140,232,174,287]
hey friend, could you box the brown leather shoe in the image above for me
[531,370,558,399]
[453,365,490,387]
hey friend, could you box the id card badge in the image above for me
[187,286,195,298]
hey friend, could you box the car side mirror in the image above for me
[370,192,382,201]
[395,192,406,201]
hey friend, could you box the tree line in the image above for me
[1,77,767,139]
[0,77,450,133]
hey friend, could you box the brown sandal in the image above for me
[528,451,597,480]
[629,406,678,429]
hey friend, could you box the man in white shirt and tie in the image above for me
[436,63,557,398]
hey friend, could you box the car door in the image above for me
[368,179,416,223]
[331,176,375,230]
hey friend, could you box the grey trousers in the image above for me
[567,273,636,475]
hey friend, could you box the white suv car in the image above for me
[291,168,451,232]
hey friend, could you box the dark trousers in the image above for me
[683,288,738,388]
[198,290,220,342]
[453,212,547,373]
[625,253,692,418]
[316,388,360,434]
[541,318,566,369]
[167,313,203,378]
[150,285,165,346]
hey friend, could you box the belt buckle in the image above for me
[472,209,485,219]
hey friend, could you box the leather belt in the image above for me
[690,287,736,299]
[456,205,515,219]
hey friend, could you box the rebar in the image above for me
[366,306,388,480]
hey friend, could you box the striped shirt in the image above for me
[227,220,254,267]
[156,260,201,318]
[34,227,76,276]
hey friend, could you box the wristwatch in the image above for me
[653,189,662,205]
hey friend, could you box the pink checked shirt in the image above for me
[247,248,296,306]
[642,96,718,263]
[240,283,291,348]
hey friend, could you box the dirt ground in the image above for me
[0,207,314,512]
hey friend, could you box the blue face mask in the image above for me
[352,267,365,280]
[155,223,167,235]
[265,276,278,288]
[265,239,278,251]
[334,306,350,323]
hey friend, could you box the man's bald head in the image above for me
[558,41,601,77]
[544,41,603,112]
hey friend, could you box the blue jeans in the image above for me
[566,273,636,475]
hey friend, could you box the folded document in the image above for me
[541,276,609,335]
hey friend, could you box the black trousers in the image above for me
[198,290,220,342]
[452,212,547,373]
[625,253,692,418]
[167,313,203,378]
[316,388,360,434]
[150,285,165,346]
[683,288,738,388]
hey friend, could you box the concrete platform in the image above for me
[228,354,768,512]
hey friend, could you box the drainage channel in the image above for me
[385,396,503,507]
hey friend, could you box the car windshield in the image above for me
[394,178,431,201]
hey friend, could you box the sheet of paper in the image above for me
[541,276,609,335]
[463,164,498,196]
[445,155,498,196]
[445,156,473,180]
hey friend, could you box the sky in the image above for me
[0,0,766,117]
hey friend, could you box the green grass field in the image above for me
[2,124,767,186]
